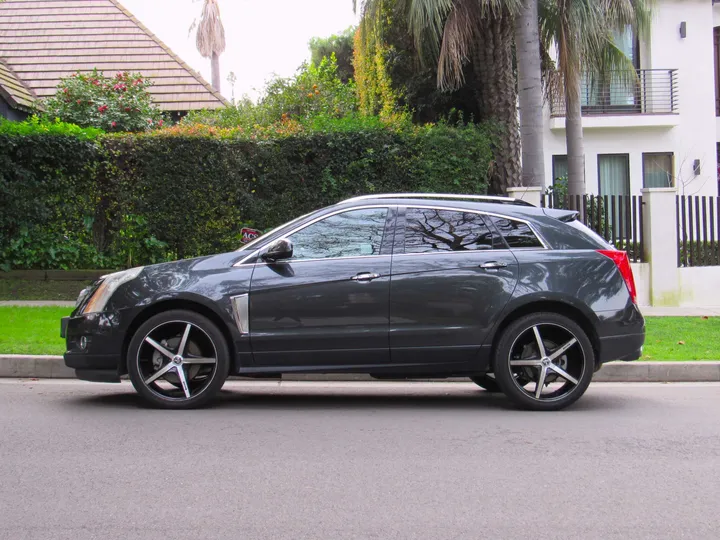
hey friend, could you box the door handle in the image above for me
[351,272,381,282]
[480,261,508,270]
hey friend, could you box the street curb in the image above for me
[0,355,76,378]
[1,356,719,383]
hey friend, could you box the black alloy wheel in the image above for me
[127,310,230,409]
[493,312,595,411]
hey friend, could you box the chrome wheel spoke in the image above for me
[548,364,579,385]
[548,338,578,361]
[175,365,191,399]
[183,357,217,365]
[177,324,192,357]
[510,358,542,367]
[535,366,547,399]
[144,362,174,385]
[532,326,547,357]
[145,337,174,359]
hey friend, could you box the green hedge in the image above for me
[0,120,495,270]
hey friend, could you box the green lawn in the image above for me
[0,307,718,360]
[640,317,720,361]
[0,307,71,355]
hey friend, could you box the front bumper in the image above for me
[61,312,124,382]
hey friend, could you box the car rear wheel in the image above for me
[469,374,501,392]
[493,312,594,411]
[127,310,230,409]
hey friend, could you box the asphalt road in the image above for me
[2,380,720,540]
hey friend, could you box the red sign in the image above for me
[241,227,262,244]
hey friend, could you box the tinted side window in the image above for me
[405,208,495,253]
[489,216,543,249]
[288,208,388,260]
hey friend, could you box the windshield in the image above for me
[235,211,315,252]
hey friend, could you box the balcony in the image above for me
[549,69,680,130]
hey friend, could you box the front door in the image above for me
[389,207,519,366]
[249,207,394,368]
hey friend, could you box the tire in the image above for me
[470,374,501,392]
[492,312,595,411]
[127,309,230,409]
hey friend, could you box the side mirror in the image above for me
[262,238,293,262]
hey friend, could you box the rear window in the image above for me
[405,208,498,253]
[488,216,544,249]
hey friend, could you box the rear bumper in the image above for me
[595,303,645,364]
[598,332,645,363]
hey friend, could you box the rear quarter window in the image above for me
[488,216,544,249]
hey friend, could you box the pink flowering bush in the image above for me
[43,69,164,132]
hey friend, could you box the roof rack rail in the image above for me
[341,193,534,206]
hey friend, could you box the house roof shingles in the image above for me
[0,58,36,110]
[0,0,229,112]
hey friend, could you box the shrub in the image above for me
[0,118,495,269]
[185,55,359,129]
[0,119,100,270]
[42,69,164,132]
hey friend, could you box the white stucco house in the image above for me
[542,0,720,198]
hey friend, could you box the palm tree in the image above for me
[193,0,226,92]
[540,0,653,200]
[357,0,544,194]
[514,0,546,189]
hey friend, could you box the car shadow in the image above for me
[64,384,624,413]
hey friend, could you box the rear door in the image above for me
[389,206,519,365]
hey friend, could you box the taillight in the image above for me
[598,250,637,304]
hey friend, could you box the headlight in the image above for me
[83,267,144,314]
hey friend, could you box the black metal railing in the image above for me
[550,69,679,117]
[676,196,720,267]
[541,194,645,262]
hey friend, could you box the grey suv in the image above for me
[61,194,645,411]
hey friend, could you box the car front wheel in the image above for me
[493,312,595,411]
[127,310,230,409]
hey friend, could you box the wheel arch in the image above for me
[488,298,601,367]
[120,296,237,375]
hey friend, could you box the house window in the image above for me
[552,155,568,184]
[582,26,640,113]
[643,153,674,188]
[598,154,631,196]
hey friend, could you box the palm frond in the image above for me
[196,0,226,59]
[540,0,654,102]
[602,0,654,39]
[405,0,454,61]
[586,34,639,91]
[437,0,481,90]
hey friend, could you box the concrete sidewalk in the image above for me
[1,355,719,383]
[2,300,720,316]
[640,306,720,316]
